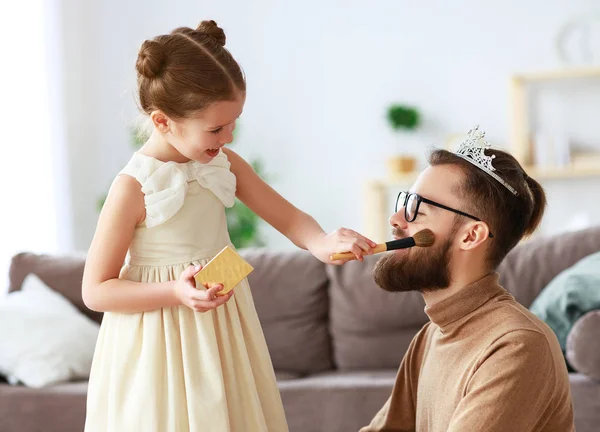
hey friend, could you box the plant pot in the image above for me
[386,155,417,176]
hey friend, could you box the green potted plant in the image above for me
[386,104,421,175]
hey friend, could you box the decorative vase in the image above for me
[386,155,417,176]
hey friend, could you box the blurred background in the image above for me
[2,0,600,277]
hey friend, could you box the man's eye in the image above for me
[211,128,223,134]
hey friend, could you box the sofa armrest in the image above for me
[566,311,600,380]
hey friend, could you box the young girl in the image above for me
[82,20,375,432]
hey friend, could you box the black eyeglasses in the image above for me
[395,191,494,238]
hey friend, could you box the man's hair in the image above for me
[429,148,546,269]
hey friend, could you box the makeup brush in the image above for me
[329,229,435,261]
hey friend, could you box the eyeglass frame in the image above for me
[395,191,494,238]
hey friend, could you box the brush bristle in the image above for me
[413,229,435,247]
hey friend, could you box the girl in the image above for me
[82,20,375,432]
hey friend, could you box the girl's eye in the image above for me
[210,128,223,134]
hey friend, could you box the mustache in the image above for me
[392,227,408,238]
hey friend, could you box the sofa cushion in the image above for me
[8,252,100,323]
[566,311,600,381]
[0,381,87,432]
[278,369,396,432]
[498,226,600,308]
[241,248,333,374]
[569,373,600,432]
[8,249,332,375]
[275,371,302,381]
[327,255,428,369]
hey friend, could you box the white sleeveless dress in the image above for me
[84,151,289,432]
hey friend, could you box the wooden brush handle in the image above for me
[330,243,387,261]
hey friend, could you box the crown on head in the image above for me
[454,126,518,196]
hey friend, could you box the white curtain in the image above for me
[0,0,72,290]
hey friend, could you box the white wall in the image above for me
[0,0,73,284]
[62,0,600,251]
[61,0,100,251]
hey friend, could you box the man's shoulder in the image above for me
[401,321,436,355]
[417,320,436,339]
[410,321,438,352]
[479,299,566,373]
[485,294,558,344]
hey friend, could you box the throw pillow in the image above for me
[0,274,99,388]
[530,250,600,353]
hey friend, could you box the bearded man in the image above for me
[361,127,574,432]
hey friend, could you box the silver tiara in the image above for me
[454,126,518,196]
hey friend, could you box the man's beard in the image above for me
[372,227,455,293]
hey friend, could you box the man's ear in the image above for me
[457,220,490,251]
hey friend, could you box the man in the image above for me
[361,126,574,432]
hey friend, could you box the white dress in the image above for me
[84,151,289,432]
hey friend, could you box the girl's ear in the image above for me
[150,110,170,134]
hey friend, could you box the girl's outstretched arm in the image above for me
[224,148,376,263]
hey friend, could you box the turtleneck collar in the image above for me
[424,273,505,332]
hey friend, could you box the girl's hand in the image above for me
[174,265,233,312]
[308,227,377,264]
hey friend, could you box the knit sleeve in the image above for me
[447,329,574,432]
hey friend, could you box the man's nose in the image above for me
[389,208,408,231]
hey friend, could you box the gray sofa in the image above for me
[2,226,600,432]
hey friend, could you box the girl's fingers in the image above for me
[342,229,377,249]
[181,264,202,280]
